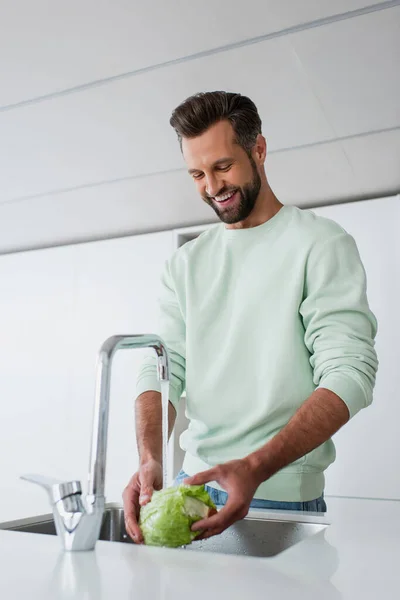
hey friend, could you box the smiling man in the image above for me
[123,91,378,543]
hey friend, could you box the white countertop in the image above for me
[0,496,399,600]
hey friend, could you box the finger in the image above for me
[194,521,229,540]
[123,505,143,543]
[191,507,218,540]
[192,499,245,533]
[122,485,143,543]
[183,468,217,486]
[194,529,220,541]
[125,515,144,544]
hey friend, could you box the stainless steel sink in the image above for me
[0,506,327,558]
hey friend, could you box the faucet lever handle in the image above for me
[21,473,82,504]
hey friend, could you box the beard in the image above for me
[202,157,262,224]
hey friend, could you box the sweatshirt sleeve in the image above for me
[300,232,378,419]
[136,259,186,410]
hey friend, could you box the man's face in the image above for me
[182,120,262,224]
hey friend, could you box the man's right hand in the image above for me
[122,459,163,543]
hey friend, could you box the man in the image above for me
[123,91,378,543]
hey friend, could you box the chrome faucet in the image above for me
[22,334,170,551]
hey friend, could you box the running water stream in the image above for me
[160,380,170,489]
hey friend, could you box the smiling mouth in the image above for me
[214,190,238,206]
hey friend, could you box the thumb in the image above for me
[139,482,154,506]
[184,468,216,487]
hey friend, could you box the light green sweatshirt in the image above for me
[136,205,378,501]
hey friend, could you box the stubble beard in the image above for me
[203,157,262,224]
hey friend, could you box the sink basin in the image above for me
[0,506,327,558]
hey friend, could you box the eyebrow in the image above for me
[188,157,234,175]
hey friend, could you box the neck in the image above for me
[225,180,283,230]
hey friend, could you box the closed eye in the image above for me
[190,163,232,179]
[215,164,232,172]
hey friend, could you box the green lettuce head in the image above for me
[139,484,216,548]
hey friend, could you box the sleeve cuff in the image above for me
[136,375,182,411]
[317,370,373,420]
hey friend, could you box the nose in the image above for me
[204,173,221,198]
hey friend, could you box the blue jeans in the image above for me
[175,469,327,513]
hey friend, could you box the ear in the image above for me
[253,134,267,164]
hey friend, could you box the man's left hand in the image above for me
[183,458,262,540]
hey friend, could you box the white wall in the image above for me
[0,231,173,521]
[313,196,400,499]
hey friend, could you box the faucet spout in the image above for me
[87,334,170,502]
[22,333,169,551]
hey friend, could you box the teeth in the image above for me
[215,191,235,202]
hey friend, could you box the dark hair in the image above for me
[170,91,262,154]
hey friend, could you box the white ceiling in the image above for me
[0,0,399,253]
